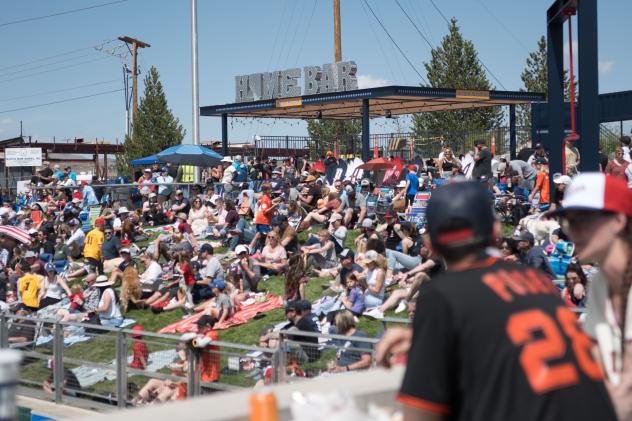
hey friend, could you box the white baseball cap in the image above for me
[235,245,249,255]
[221,157,233,163]
[550,173,632,217]
[553,174,572,185]
[361,218,374,229]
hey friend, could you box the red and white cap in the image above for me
[551,172,632,216]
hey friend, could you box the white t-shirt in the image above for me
[584,270,632,385]
[222,166,236,184]
[622,145,631,163]
[140,261,162,289]
[625,165,632,189]
[98,288,122,319]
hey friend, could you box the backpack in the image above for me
[235,164,248,183]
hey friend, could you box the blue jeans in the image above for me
[99,316,123,327]
[385,249,421,271]
[228,218,255,251]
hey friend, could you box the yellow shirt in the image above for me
[84,228,104,261]
[18,274,42,308]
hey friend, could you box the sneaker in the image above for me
[151,306,163,314]
[363,308,384,320]
[395,300,407,314]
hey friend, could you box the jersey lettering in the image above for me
[483,269,557,302]
[507,307,603,394]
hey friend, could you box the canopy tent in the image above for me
[156,144,224,167]
[130,154,163,166]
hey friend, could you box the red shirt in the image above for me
[178,222,193,234]
[254,195,272,225]
[181,262,195,286]
[130,341,149,369]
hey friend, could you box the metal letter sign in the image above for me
[234,61,358,102]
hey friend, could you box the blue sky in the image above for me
[0,0,629,144]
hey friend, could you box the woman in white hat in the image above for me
[551,173,632,419]
[94,275,123,327]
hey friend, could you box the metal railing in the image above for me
[0,314,411,411]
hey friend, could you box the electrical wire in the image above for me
[0,0,128,28]
[361,0,428,85]
[426,0,508,90]
[359,0,398,83]
[283,0,308,67]
[408,0,435,46]
[0,57,111,85]
[0,52,101,77]
[475,0,530,53]
[394,0,433,50]
[265,0,289,72]
[0,89,124,114]
[0,79,119,103]
[274,0,298,69]
[293,0,318,67]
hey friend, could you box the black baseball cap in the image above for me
[339,249,354,260]
[512,230,535,244]
[285,301,299,312]
[474,139,486,146]
[426,181,495,249]
[196,315,216,328]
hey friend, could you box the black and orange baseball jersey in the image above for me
[398,258,616,421]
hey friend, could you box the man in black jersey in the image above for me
[376,181,616,421]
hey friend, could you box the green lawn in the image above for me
[18,225,407,398]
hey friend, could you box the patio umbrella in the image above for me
[156,144,224,167]
[357,157,396,171]
[130,154,163,166]
[0,225,31,244]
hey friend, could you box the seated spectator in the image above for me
[195,315,221,385]
[194,243,224,301]
[233,245,260,292]
[253,231,288,275]
[339,274,366,317]
[329,310,372,373]
[8,309,37,343]
[282,300,320,363]
[511,230,555,277]
[102,226,122,273]
[64,219,85,259]
[188,197,209,236]
[133,344,188,404]
[56,273,100,322]
[272,215,298,255]
[499,237,520,262]
[342,185,366,228]
[138,253,163,298]
[561,263,588,307]
[301,229,337,271]
[202,281,234,325]
[94,275,123,327]
[108,248,136,285]
[39,262,71,308]
[43,367,81,397]
[362,250,386,309]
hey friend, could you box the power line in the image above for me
[0,0,128,28]
[0,79,119,103]
[426,0,508,90]
[0,89,124,114]
[361,0,428,85]
[428,0,450,25]
[293,0,318,67]
[0,52,101,77]
[283,0,308,66]
[394,0,433,50]
[359,0,400,83]
[0,57,111,85]
[475,0,530,53]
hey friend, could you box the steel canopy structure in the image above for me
[201,85,545,161]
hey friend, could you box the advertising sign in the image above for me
[5,148,42,167]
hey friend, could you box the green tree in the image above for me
[306,119,361,157]
[517,35,574,144]
[117,66,185,175]
[411,18,503,139]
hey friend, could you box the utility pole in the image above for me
[191,0,201,183]
[333,0,342,62]
[118,36,150,124]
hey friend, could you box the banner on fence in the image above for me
[5,148,42,167]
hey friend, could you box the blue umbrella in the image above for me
[156,144,224,167]
[130,154,163,166]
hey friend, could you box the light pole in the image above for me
[191,0,201,183]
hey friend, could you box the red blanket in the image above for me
[158,295,284,334]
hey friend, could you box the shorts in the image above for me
[86,257,104,275]
[256,224,271,235]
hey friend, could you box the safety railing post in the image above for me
[0,314,8,348]
[116,330,128,408]
[186,346,199,397]
[276,333,286,384]
[53,322,64,404]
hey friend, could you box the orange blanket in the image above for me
[158,295,284,334]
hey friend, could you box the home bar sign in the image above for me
[234,61,358,103]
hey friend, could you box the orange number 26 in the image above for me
[506,307,603,394]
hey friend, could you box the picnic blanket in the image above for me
[158,295,284,334]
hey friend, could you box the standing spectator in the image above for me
[509,159,538,190]
[249,183,277,252]
[620,135,631,162]
[550,174,572,211]
[528,158,550,207]
[156,167,174,204]
[472,140,492,180]
[605,147,629,180]
[564,136,581,176]
[220,157,236,193]
[404,165,419,206]
[130,326,149,370]
[18,264,43,311]
[37,162,54,185]
[84,218,105,274]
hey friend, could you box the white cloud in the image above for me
[357,74,389,89]
[599,60,615,74]
[0,117,13,125]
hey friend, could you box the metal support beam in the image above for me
[509,104,517,160]
[361,99,370,162]
[547,11,565,183]
[221,113,228,156]
[577,0,599,171]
